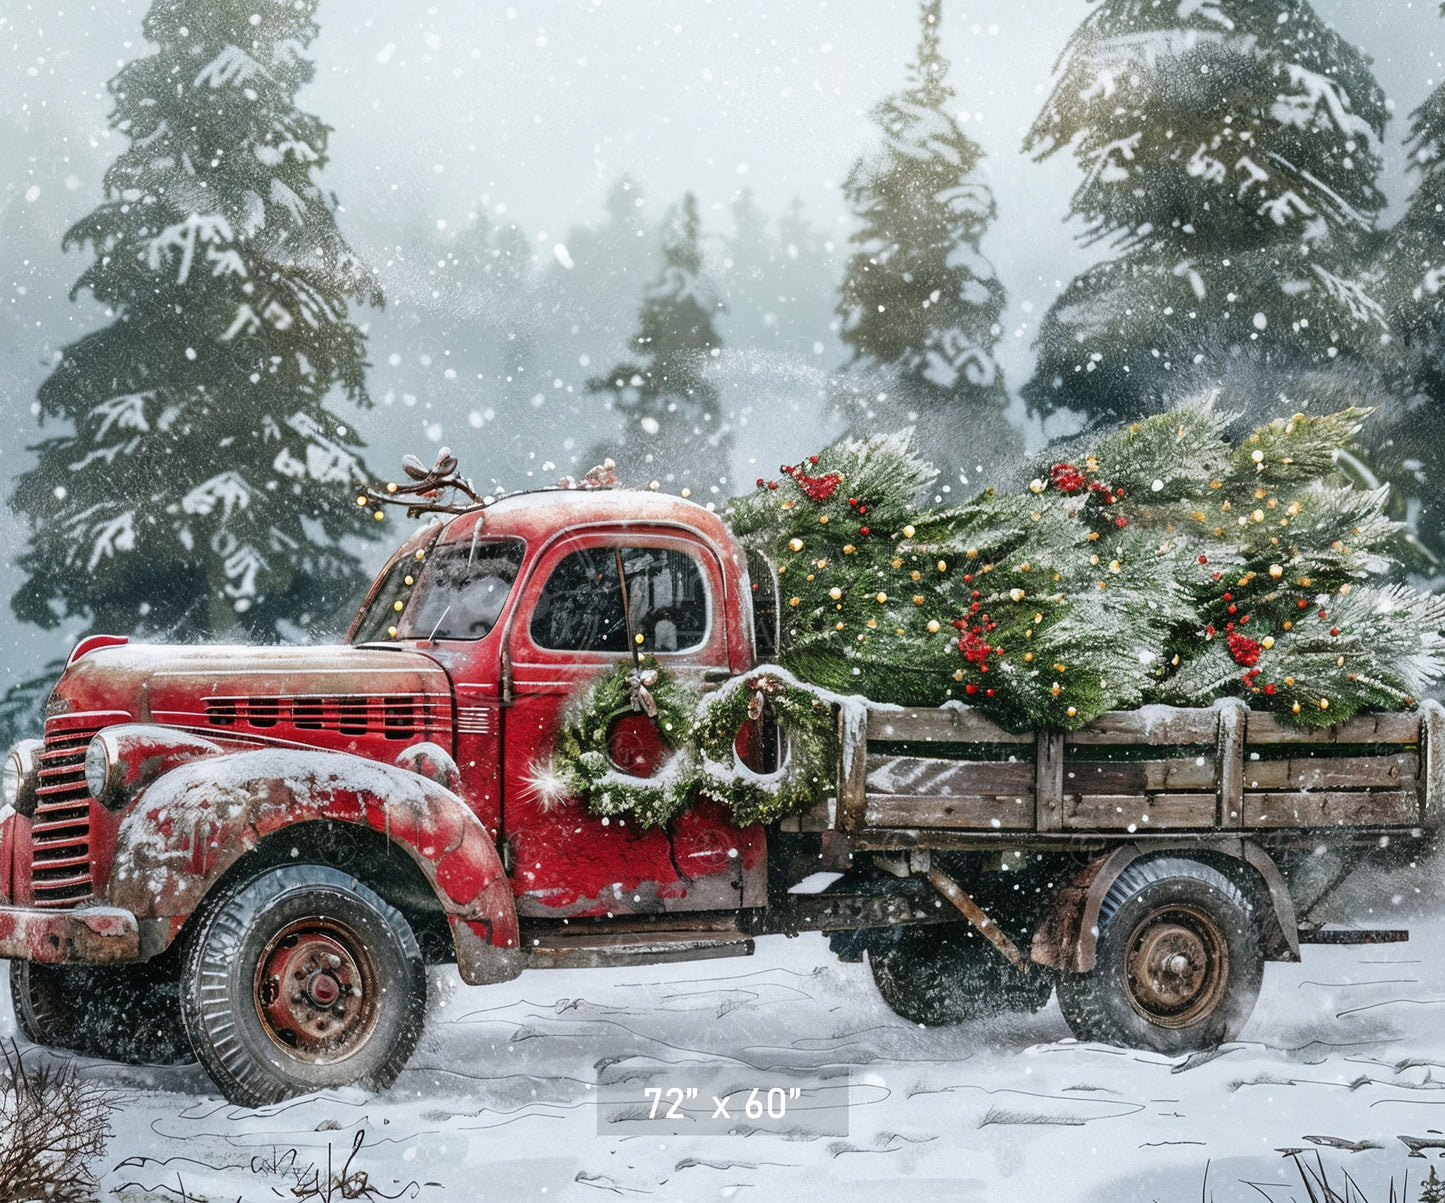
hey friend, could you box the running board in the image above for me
[1297,928,1409,945]
[522,930,755,969]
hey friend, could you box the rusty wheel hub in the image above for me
[1123,905,1229,1029]
[255,920,378,1063]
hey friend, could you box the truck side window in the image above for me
[531,546,709,653]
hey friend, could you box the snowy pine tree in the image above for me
[586,192,729,490]
[1372,4,1445,562]
[1024,0,1391,427]
[834,0,1013,486]
[9,0,381,643]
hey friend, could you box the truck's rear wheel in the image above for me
[869,924,1053,1025]
[180,864,427,1107]
[10,957,195,1066]
[1056,857,1263,1054]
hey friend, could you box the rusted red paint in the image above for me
[104,747,519,962]
[0,904,138,963]
[1029,849,1131,972]
[0,811,13,905]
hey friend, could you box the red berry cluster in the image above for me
[1227,632,1261,668]
[1049,462,1126,525]
[1050,462,1086,493]
[844,493,872,535]
[756,454,840,499]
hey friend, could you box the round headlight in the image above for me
[4,740,43,818]
[84,734,123,808]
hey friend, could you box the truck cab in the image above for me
[0,487,774,1106]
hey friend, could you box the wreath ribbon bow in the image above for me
[626,667,661,717]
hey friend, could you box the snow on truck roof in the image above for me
[432,485,741,550]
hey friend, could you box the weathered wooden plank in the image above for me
[1068,705,1220,746]
[1036,731,1065,833]
[1243,789,1420,828]
[1218,697,1246,829]
[866,704,1031,745]
[838,704,869,833]
[865,754,1034,797]
[1246,710,1421,746]
[1241,753,1418,792]
[1062,757,1217,793]
[863,793,1034,830]
[1421,700,1445,822]
[777,792,835,832]
[1062,792,1218,831]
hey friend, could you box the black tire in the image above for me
[180,864,427,1107]
[1056,857,1264,1055]
[10,957,195,1066]
[869,924,1054,1026]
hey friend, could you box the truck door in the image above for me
[503,530,765,918]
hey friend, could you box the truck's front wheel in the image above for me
[1056,857,1263,1055]
[181,864,427,1107]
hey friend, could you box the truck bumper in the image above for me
[0,905,139,964]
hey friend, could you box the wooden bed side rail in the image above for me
[834,698,1445,835]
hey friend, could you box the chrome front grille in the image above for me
[31,726,98,907]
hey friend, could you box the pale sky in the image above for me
[3,0,1444,671]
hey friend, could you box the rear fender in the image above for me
[1030,842,1299,972]
[105,747,520,985]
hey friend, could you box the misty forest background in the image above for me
[4,0,1445,740]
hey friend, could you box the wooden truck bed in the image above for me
[779,698,1445,847]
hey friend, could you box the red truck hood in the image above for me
[46,642,453,742]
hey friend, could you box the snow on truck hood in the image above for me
[47,641,452,723]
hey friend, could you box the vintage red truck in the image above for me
[1,484,1439,1106]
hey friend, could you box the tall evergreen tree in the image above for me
[9,0,381,644]
[1024,0,1391,427]
[834,0,1013,486]
[586,193,729,490]
[1371,2,1445,564]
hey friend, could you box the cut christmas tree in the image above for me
[730,398,1445,730]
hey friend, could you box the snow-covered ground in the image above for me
[10,871,1445,1202]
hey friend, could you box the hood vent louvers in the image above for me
[203,694,444,742]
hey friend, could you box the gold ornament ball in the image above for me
[829,587,842,600]
[927,619,940,633]
[789,537,804,552]
[903,524,916,538]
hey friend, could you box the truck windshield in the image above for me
[353,536,525,643]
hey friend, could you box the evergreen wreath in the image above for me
[548,661,838,829]
[693,669,837,827]
[549,659,701,829]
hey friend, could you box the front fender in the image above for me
[105,747,520,984]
